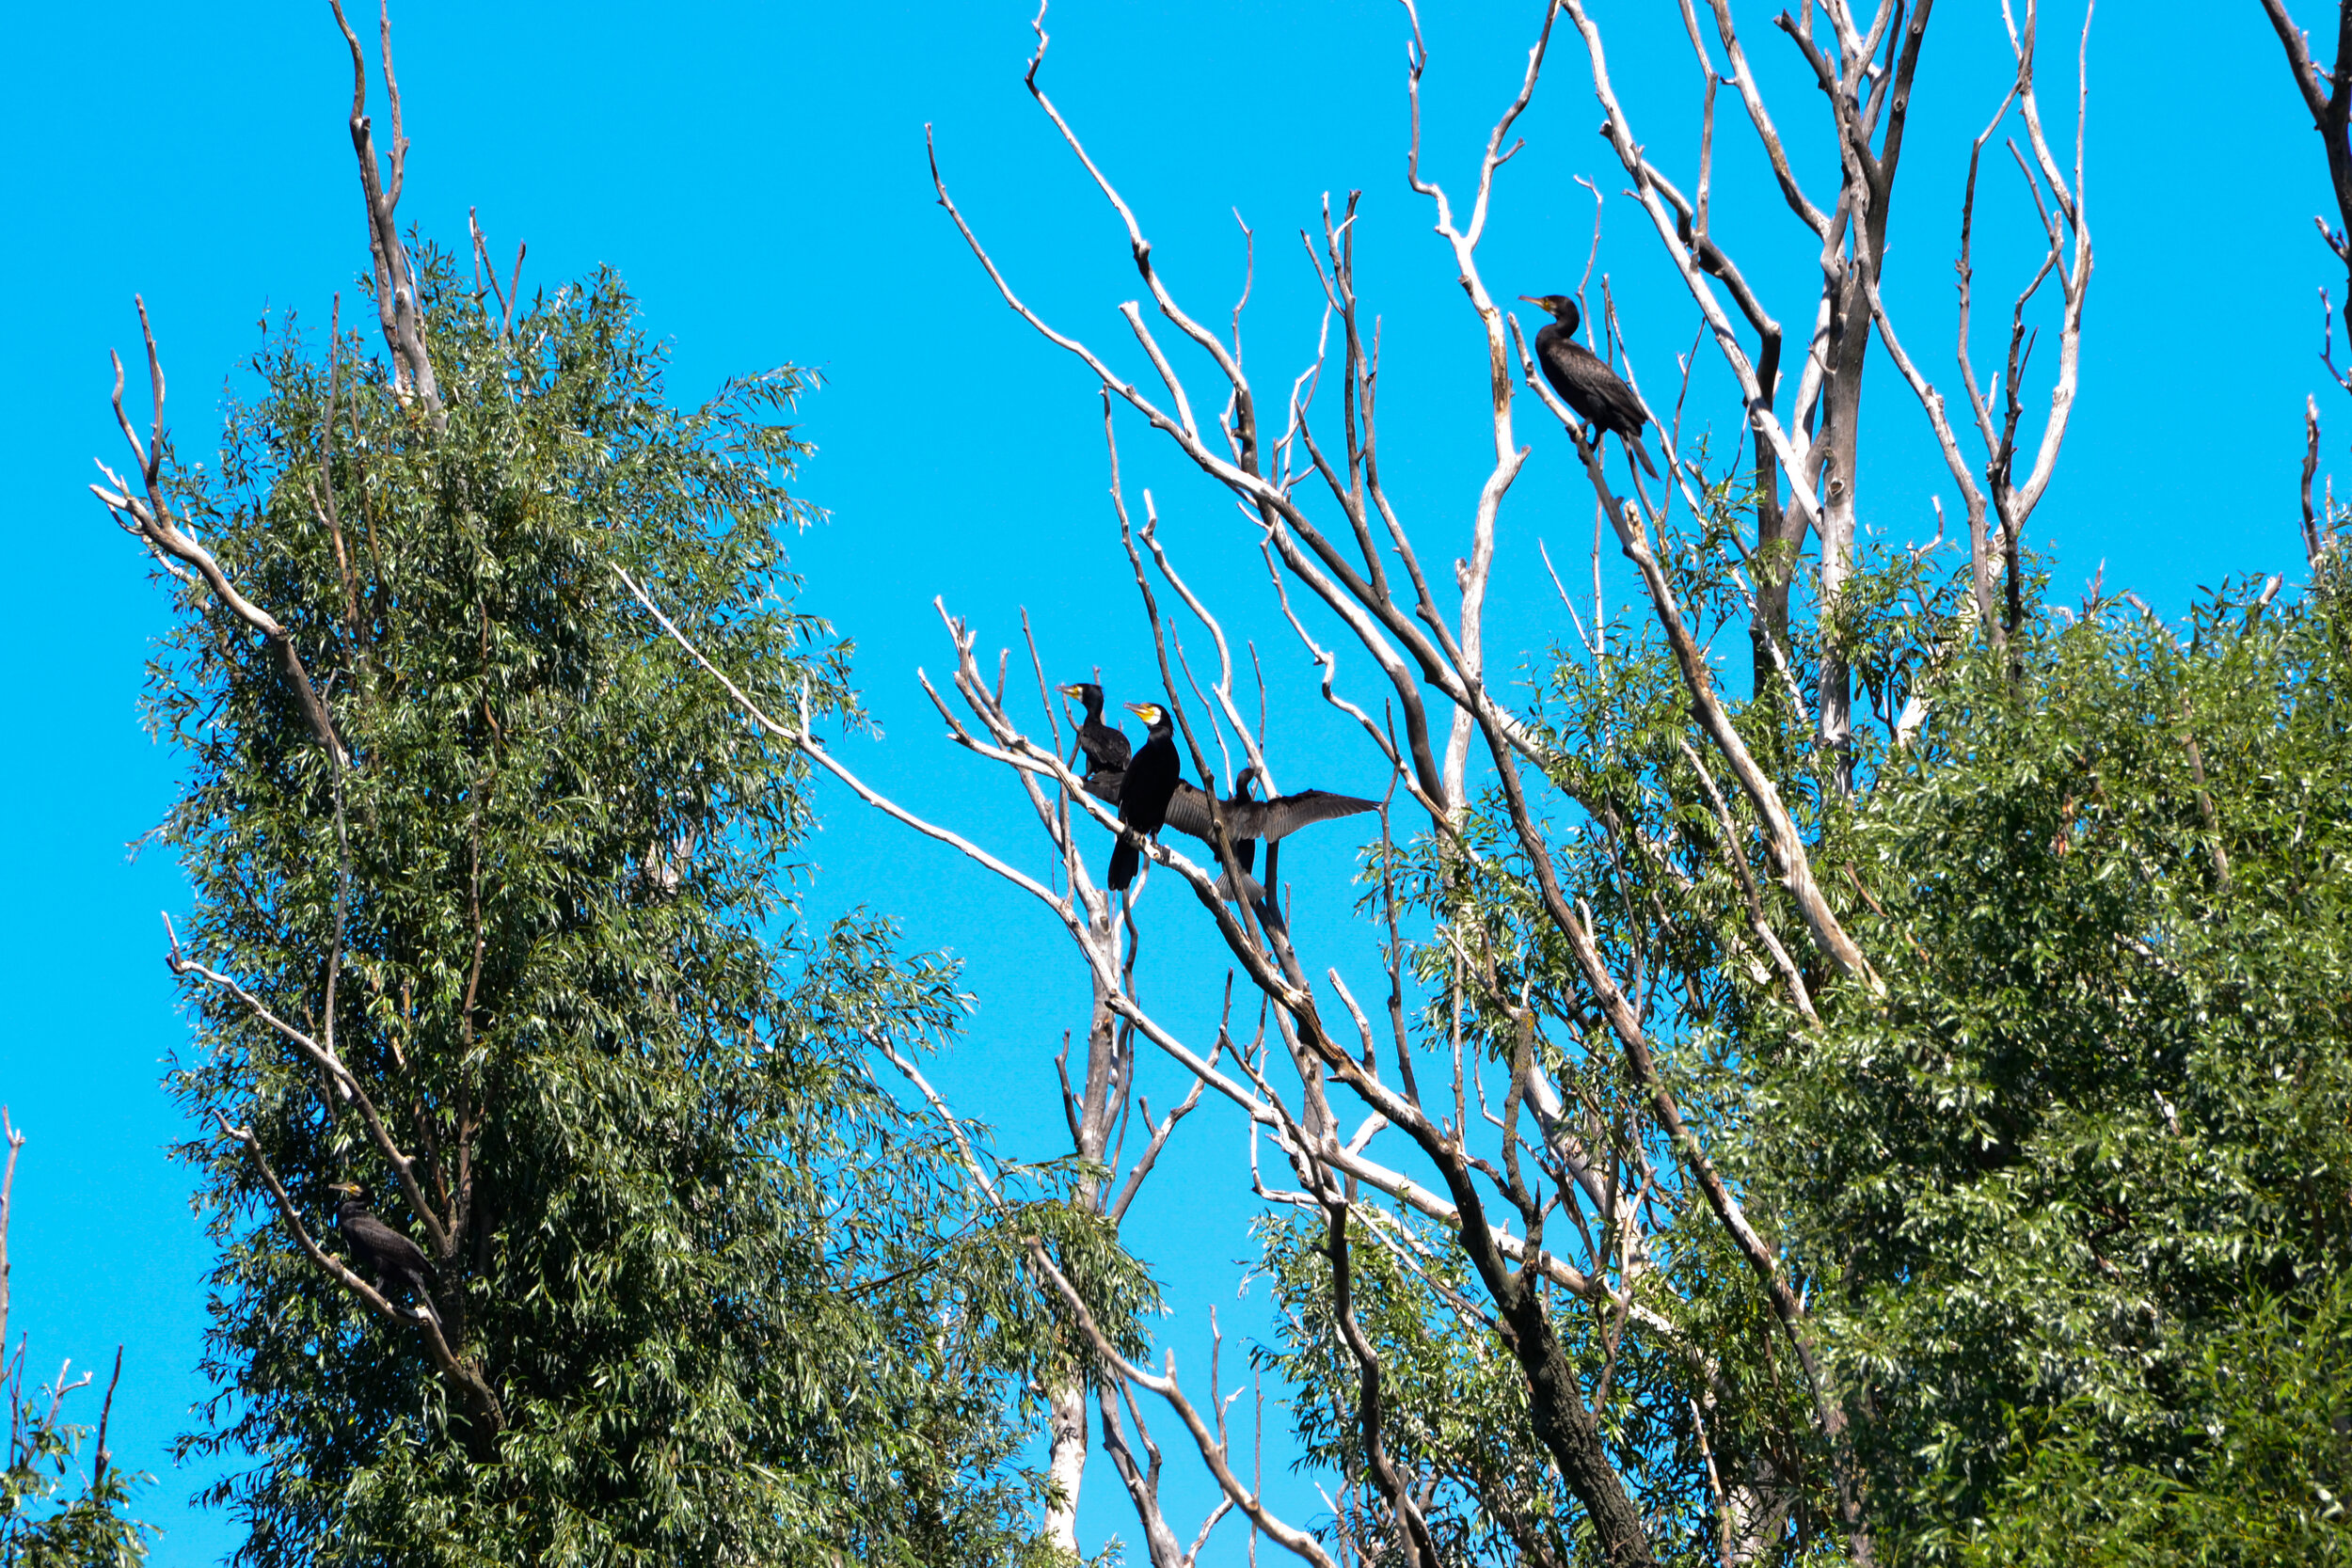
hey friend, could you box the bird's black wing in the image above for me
[1543,336,1650,439]
[1160,784,1263,873]
[345,1212,437,1286]
[1077,721,1131,771]
[1255,789,1378,842]
[1586,373,1648,438]
[1164,782,1375,847]
[1085,767,1125,805]
[1159,782,1218,842]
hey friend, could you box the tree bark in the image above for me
[1044,1381,1089,1559]
[1499,1280,1656,1567]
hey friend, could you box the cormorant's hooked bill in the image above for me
[1519,294,1660,479]
[1107,701,1179,893]
[331,1180,440,1323]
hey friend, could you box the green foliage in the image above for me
[1281,503,2352,1564]
[1279,504,1938,1567]
[1762,574,2352,1555]
[1255,1207,1571,1568]
[148,255,1080,1566]
[1,1369,151,1567]
[1942,1275,2352,1566]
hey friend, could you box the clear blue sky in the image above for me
[0,2,2331,1560]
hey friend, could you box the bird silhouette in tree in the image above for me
[1107,701,1179,893]
[331,1180,442,1327]
[1520,293,1660,479]
[1058,681,1132,793]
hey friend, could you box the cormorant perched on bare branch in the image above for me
[1164,767,1376,877]
[1058,682,1131,790]
[1519,294,1659,478]
[1107,702,1178,892]
[332,1180,440,1324]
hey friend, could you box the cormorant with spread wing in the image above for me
[332,1180,441,1324]
[1165,766,1375,877]
[1519,294,1659,479]
[1107,701,1179,892]
[1057,682,1131,792]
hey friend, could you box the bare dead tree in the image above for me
[632,418,1692,1561]
[1567,0,2090,732]
[0,1113,18,1356]
[1859,1,2094,641]
[640,4,2097,1563]
[2262,0,2352,336]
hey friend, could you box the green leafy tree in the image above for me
[1254,553,2352,1564]
[1246,506,1915,1568]
[1,1365,148,1568]
[77,17,1170,1564]
[100,240,1086,1564]
[1756,573,2352,1560]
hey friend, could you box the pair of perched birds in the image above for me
[1057,684,1376,895]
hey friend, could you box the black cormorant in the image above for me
[1519,294,1659,479]
[332,1180,440,1323]
[1058,682,1131,790]
[1107,701,1179,892]
[1164,766,1376,877]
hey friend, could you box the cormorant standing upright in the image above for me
[1519,294,1660,479]
[331,1180,441,1325]
[1107,701,1179,892]
[1058,682,1131,790]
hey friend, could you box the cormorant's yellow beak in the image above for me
[329,1180,360,1196]
[1057,683,1085,699]
[1123,702,1160,722]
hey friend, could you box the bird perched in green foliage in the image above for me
[331,1180,440,1325]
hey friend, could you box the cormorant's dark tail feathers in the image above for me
[1108,837,1140,892]
[1214,868,1266,905]
[1627,432,1660,479]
